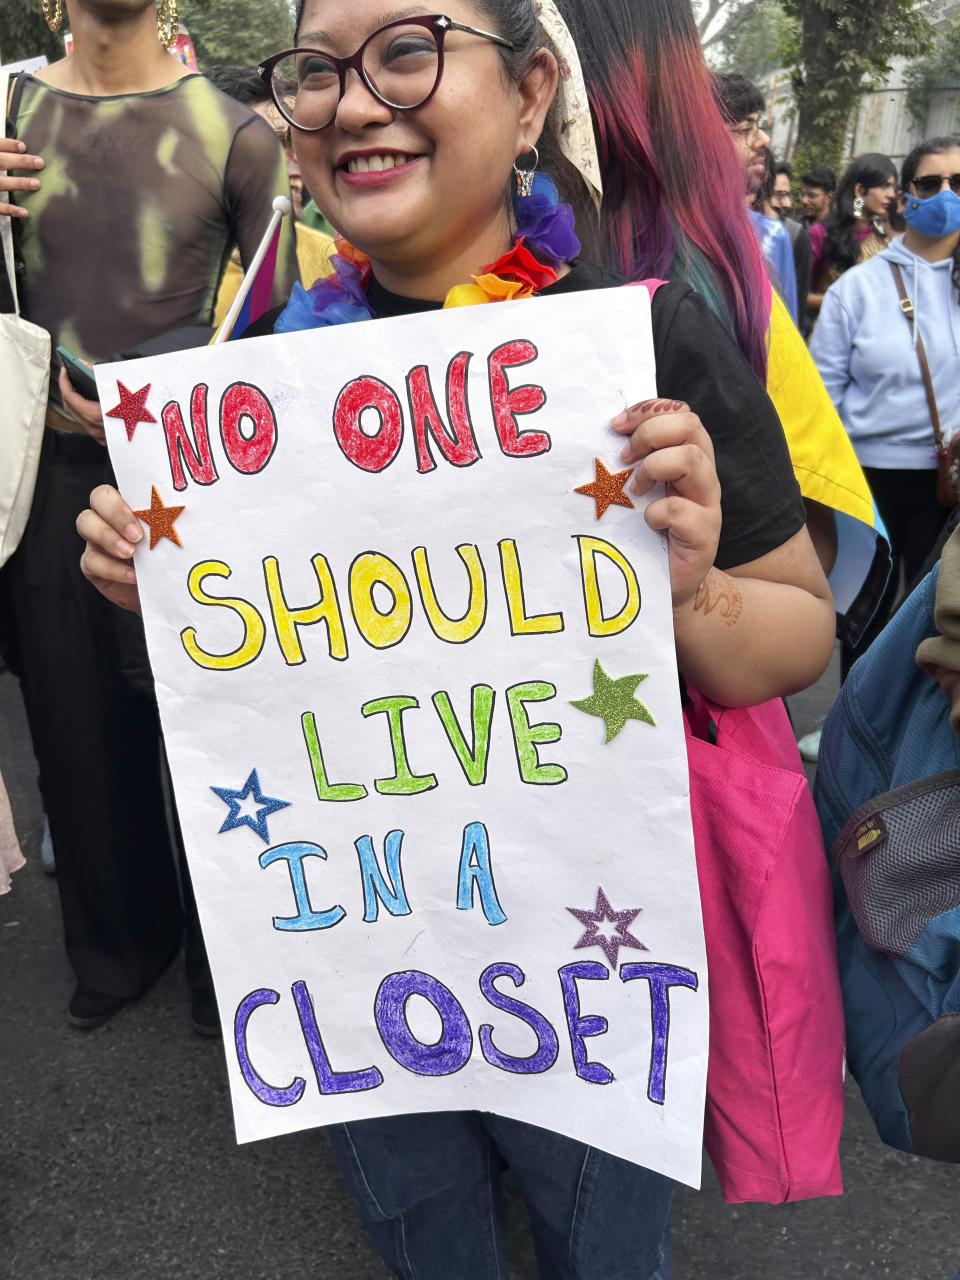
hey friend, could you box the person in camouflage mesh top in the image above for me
[13,70,296,410]
[0,0,297,1032]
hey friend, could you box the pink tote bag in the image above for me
[685,690,844,1203]
[629,278,844,1200]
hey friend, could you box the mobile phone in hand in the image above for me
[55,344,99,401]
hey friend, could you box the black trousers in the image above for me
[862,466,950,591]
[0,430,207,999]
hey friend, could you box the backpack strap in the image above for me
[889,260,945,457]
[2,71,30,318]
[5,69,27,137]
[626,278,669,301]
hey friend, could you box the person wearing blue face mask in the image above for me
[811,135,960,592]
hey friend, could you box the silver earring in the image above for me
[853,193,865,219]
[513,144,539,199]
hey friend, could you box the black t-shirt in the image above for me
[249,259,805,569]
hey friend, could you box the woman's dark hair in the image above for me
[823,152,896,274]
[293,1,540,81]
[902,135,960,297]
[554,0,770,381]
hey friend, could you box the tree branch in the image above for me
[697,0,728,40]
[700,0,768,50]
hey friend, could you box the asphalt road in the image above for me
[2,656,960,1280]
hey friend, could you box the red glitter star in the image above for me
[575,458,635,519]
[133,487,185,549]
[105,381,157,442]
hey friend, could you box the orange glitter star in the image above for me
[574,458,635,520]
[133,486,185,549]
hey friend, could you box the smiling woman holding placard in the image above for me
[75,0,834,1274]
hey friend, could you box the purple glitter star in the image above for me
[567,887,649,968]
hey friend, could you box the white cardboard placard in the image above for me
[99,288,708,1186]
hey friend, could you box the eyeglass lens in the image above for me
[271,22,442,131]
[912,174,960,198]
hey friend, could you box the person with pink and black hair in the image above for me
[554,1,771,383]
[555,0,892,672]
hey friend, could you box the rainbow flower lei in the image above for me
[275,173,581,334]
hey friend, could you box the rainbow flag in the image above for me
[765,285,890,643]
[212,199,290,345]
[228,220,280,341]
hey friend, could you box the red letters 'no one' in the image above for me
[333,341,550,475]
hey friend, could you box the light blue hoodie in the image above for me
[810,237,960,469]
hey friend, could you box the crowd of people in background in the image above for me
[3,0,960,1276]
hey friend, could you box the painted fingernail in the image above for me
[125,522,142,542]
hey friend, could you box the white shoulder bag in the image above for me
[0,70,50,568]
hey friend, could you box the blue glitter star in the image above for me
[210,769,291,844]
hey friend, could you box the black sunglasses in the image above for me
[258,14,514,134]
[911,173,960,199]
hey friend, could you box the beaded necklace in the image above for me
[275,174,580,334]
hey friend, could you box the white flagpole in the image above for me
[212,194,292,345]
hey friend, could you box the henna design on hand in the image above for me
[629,398,688,416]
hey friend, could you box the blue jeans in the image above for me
[328,1111,674,1279]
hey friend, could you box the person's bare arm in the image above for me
[614,400,834,707]
[673,532,834,706]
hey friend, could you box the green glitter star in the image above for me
[570,660,656,743]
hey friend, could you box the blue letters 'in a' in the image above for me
[356,829,411,923]
[259,841,346,932]
[456,821,507,925]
